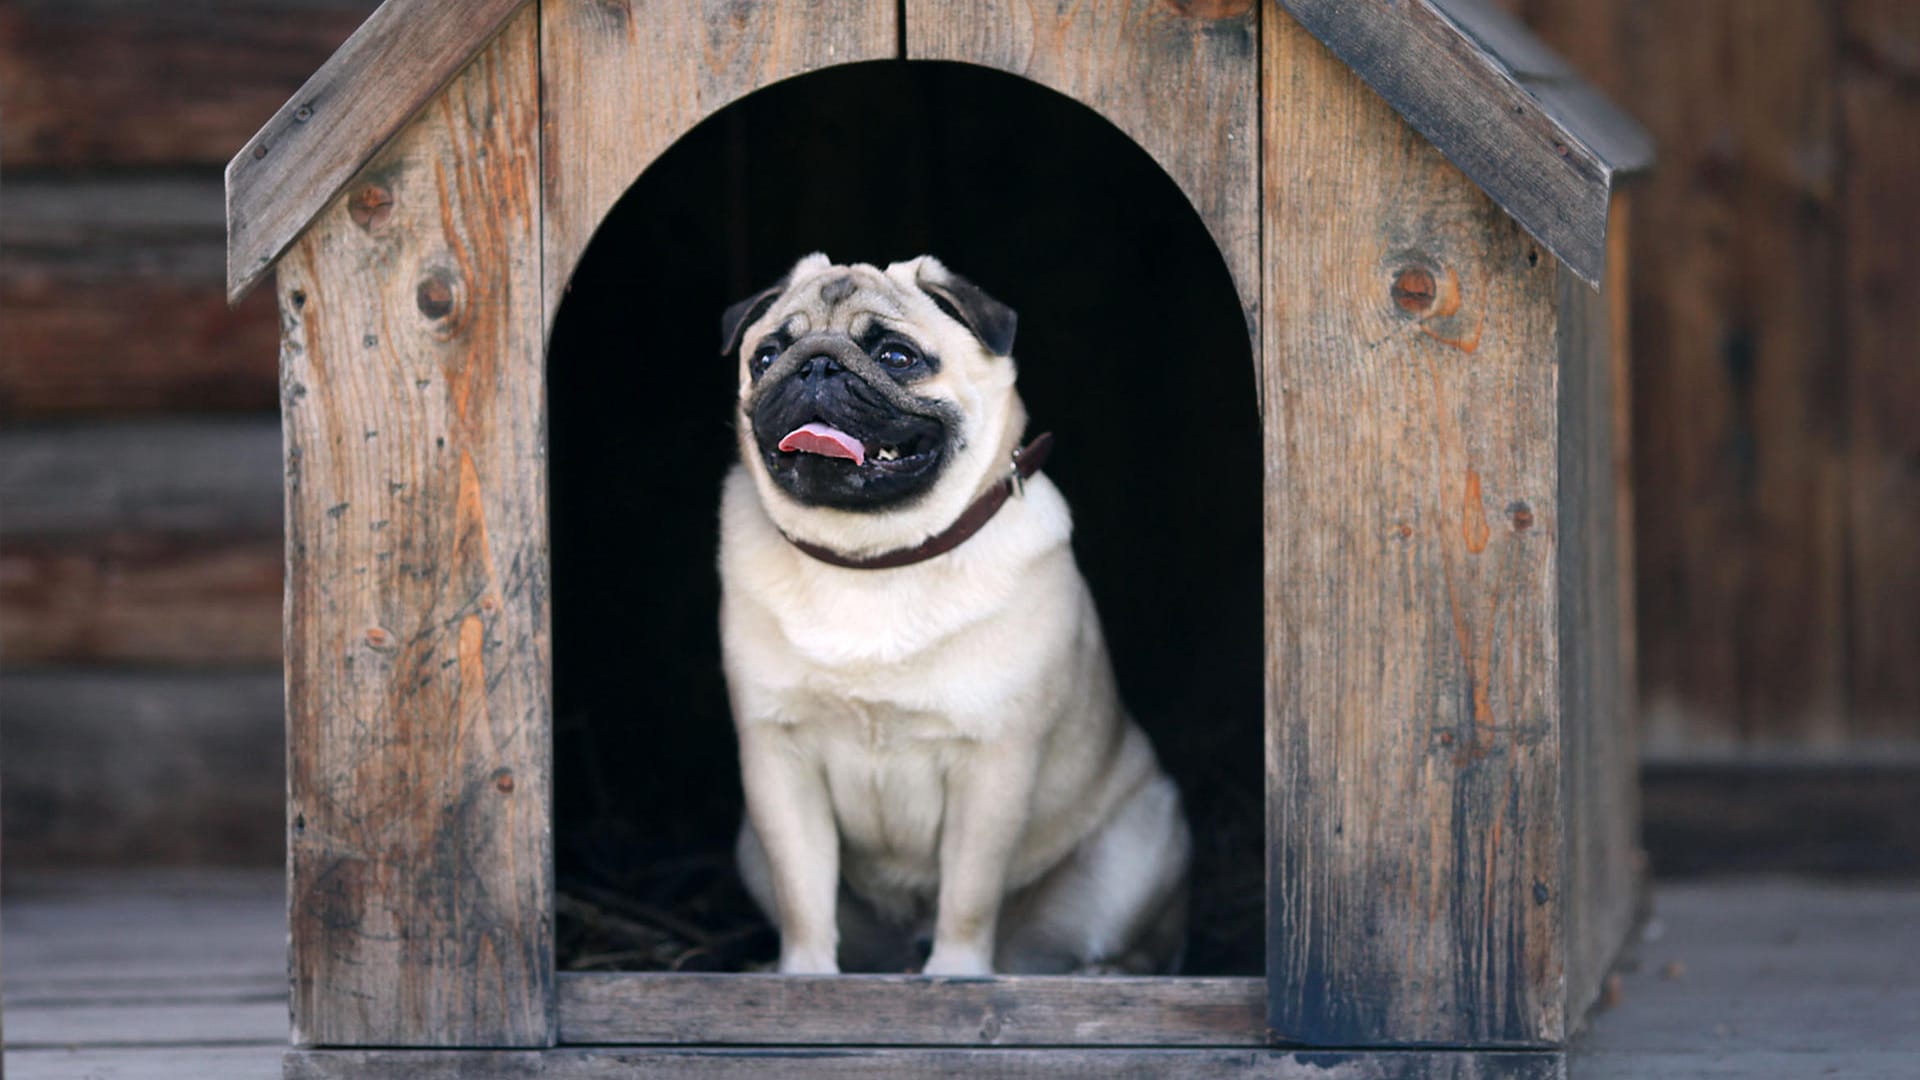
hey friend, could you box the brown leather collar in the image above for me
[782,432,1055,571]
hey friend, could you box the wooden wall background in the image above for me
[3,0,1916,868]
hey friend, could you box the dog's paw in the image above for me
[778,945,840,974]
[922,945,994,977]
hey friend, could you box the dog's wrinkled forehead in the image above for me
[767,265,913,340]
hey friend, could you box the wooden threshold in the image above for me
[288,1046,1567,1079]
[556,972,1268,1047]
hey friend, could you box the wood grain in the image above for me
[0,420,282,537]
[285,1047,1568,1079]
[0,532,282,667]
[558,973,1265,1047]
[0,178,279,416]
[1263,13,1568,1047]
[1274,0,1649,287]
[225,0,530,301]
[0,673,284,866]
[277,7,551,1047]
[1840,0,1920,740]
[0,0,377,168]
[1521,0,1851,756]
[539,0,897,326]
[1556,215,1640,1036]
[906,0,1260,338]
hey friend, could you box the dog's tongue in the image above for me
[778,422,866,466]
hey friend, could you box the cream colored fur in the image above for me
[720,255,1190,975]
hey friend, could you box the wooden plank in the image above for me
[1517,1,1852,756]
[286,1047,1568,1079]
[559,973,1265,1047]
[1,870,285,982]
[277,5,550,1047]
[1840,0,1920,741]
[0,178,279,416]
[0,419,282,537]
[1556,215,1639,1037]
[1,533,281,666]
[6,1048,286,1080]
[1273,0,1646,286]
[906,0,1259,336]
[1574,880,1920,1062]
[5,1000,286,1048]
[1641,762,1920,878]
[0,0,378,168]
[539,0,897,327]
[0,674,284,866]
[224,0,530,301]
[1263,12,1566,1047]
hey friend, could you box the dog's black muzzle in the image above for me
[747,332,954,511]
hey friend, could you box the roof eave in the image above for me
[224,0,531,304]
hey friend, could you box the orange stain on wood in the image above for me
[1421,313,1485,353]
[1463,469,1491,554]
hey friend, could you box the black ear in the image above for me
[918,267,1018,357]
[719,277,788,357]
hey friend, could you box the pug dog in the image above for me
[717,254,1189,976]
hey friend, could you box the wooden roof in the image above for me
[225,0,1651,302]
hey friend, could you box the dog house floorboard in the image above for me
[557,972,1267,1047]
[6,870,1917,1076]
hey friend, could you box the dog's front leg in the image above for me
[739,723,841,973]
[924,738,1041,976]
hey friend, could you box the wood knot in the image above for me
[349,184,394,231]
[417,272,456,320]
[1391,266,1438,315]
[365,626,393,649]
[494,770,516,794]
[1508,502,1535,531]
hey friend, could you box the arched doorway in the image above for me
[547,60,1263,975]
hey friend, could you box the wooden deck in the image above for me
[3,871,1915,1077]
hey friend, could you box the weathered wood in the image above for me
[0,178,279,416]
[1557,207,1639,1037]
[0,533,281,666]
[1264,12,1566,1047]
[558,973,1265,1047]
[906,0,1259,336]
[1575,880,1920,1065]
[0,674,284,866]
[278,6,551,1047]
[0,0,378,168]
[224,0,530,301]
[5,1048,285,1080]
[1274,0,1649,287]
[539,0,896,326]
[1521,0,1851,756]
[1642,762,1920,878]
[1840,0,1920,740]
[285,1047,1568,1079]
[0,420,281,537]
[5,1001,285,1049]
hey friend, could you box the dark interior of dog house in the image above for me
[547,61,1263,975]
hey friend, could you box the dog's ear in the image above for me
[719,277,788,358]
[916,261,1017,357]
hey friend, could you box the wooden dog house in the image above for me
[229,1,1652,1075]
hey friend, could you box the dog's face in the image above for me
[722,255,1020,517]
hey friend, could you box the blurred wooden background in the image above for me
[3,0,1916,868]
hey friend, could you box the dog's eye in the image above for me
[750,344,780,375]
[876,343,919,370]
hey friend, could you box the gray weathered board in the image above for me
[276,6,552,1047]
